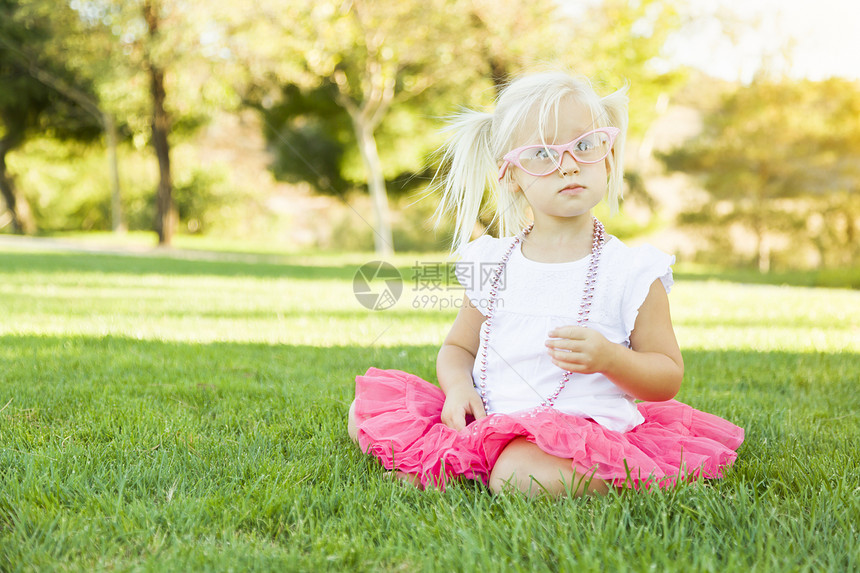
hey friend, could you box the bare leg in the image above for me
[489,437,610,498]
[347,400,360,443]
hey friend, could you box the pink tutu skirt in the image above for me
[353,368,744,490]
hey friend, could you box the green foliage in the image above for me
[8,136,259,235]
[0,0,103,178]
[0,245,858,570]
[255,82,353,196]
[257,79,457,199]
[571,0,687,135]
[0,0,98,140]
[234,0,479,198]
[660,78,860,270]
[8,137,117,231]
[172,166,243,235]
[74,0,233,145]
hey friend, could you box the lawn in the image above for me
[0,242,858,571]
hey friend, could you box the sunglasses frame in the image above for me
[498,127,621,180]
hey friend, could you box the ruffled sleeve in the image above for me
[454,235,497,316]
[620,244,675,337]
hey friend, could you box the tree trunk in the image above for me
[0,134,37,235]
[752,214,770,273]
[150,64,175,246]
[105,114,125,233]
[753,172,771,273]
[144,0,175,246]
[104,113,125,233]
[353,118,394,256]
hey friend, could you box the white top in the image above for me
[455,233,675,433]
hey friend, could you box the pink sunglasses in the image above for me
[498,127,620,180]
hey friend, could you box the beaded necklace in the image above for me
[476,217,606,413]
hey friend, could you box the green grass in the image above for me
[1,245,858,571]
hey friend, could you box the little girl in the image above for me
[347,71,744,497]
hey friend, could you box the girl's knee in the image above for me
[488,437,609,497]
[488,437,538,495]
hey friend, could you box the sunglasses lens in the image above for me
[571,131,612,162]
[517,147,561,176]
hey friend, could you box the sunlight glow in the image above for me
[664,0,860,82]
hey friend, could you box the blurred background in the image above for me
[1,0,858,273]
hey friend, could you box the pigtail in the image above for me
[600,84,630,214]
[431,109,498,254]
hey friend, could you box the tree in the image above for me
[660,78,860,270]
[68,0,221,244]
[0,0,101,234]
[468,0,685,127]
[0,14,126,233]
[457,0,578,94]
[141,0,177,245]
[573,0,686,133]
[3,0,199,241]
[246,0,475,256]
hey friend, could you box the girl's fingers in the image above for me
[546,346,585,359]
[547,326,589,339]
[549,353,589,371]
[441,408,465,431]
[545,340,579,352]
[471,396,487,419]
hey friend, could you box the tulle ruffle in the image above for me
[353,367,744,490]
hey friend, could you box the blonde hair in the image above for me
[433,71,629,254]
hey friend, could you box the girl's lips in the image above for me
[558,185,585,195]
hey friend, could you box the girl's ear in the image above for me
[500,169,522,193]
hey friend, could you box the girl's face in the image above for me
[509,97,610,224]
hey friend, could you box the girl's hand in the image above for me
[440,385,487,431]
[544,281,684,402]
[545,326,615,374]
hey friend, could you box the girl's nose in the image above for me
[557,150,580,175]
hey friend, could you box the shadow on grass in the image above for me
[0,250,446,283]
[675,267,860,290]
[5,247,858,289]
[0,251,362,281]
